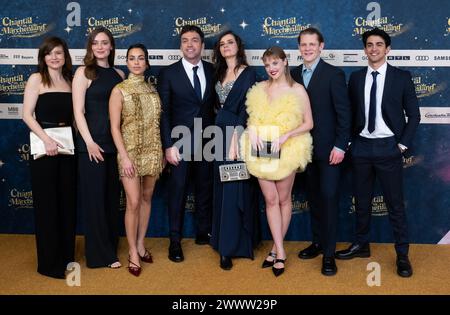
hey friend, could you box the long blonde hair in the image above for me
[262,46,294,87]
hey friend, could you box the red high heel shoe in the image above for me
[127,257,141,277]
[139,248,153,263]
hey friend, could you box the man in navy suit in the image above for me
[335,28,420,278]
[158,25,216,262]
[291,27,351,276]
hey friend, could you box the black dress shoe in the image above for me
[168,241,184,262]
[321,257,337,276]
[298,243,323,259]
[396,255,413,277]
[220,256,232,270]
[195,233,211,245]
[335,243,370,260]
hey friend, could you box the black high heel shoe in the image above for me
[262,252,277,268]
[272,258,286,277]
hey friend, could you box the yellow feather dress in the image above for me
[240,82,313,180]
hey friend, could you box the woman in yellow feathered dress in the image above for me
[240,46,313,277]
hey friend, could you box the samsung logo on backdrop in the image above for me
[434,56,450,60]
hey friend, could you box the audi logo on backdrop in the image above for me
[415,55,429,61]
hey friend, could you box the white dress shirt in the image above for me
[360,62,395,139]
[182,58,206,99]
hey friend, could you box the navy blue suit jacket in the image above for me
[348,64,420,151]
[291,59,352,161]
[158,59,216,150]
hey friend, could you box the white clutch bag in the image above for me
[30,126,75,160]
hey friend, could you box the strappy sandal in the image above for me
[108,261,122,269]
[139,248,153,263]
[127,257,141,277]
[262,251,277,268]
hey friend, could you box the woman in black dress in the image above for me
[23,36,76,279]
[73,27,125,268]
[210,31,260,270]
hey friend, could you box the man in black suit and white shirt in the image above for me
[336,28,420,278]
[158,25,216,262]
[291,27,352,276]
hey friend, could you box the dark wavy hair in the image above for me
[212,31,248,83]
[180,25,204,43]
[37,36,72,87]
[83,26,115,80]
[126,43,150,68]
[362,27,391,47]
[262,46,294,87]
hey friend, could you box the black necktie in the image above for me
[193,66,202,100]
[368,71,379,133]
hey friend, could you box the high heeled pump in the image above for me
[262,252,277,268]
[272,258,286,277]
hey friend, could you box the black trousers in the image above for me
[306,159,342,257]
[167,158,213,242]
[78,153,120,267]
[351,136,409,256]
[30,154,76,278]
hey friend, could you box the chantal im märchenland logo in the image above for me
[1,16,52,38]
[262,17,310,39]
[8,188,33,209]
[86,16,141,38]
[446,17,450,36]
[352,16,407,37]
[412,76,446,98]
[0,75,26,96]
[292,198,309,215]
[173,16,222,38]
[350,196,388,216]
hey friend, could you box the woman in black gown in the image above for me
[23,36,76,279]
[210,31,260,270]
[72,27,125,269]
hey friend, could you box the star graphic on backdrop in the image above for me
[0,160,4,168]
[128,9,133,14]
[64,26,72,34]
[239,20,248,30]
[1,178,5,183]
[220,8,225,13]
[276,40,280,44]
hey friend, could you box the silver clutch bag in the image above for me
[30,126,75,160]
[219,162,250,182]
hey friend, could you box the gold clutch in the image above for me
[29,126,75,160]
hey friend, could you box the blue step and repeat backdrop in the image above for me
[1,0,449,244]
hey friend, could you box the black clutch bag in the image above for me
[250,141,280,159]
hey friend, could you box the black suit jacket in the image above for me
[158,59,216,150]
[291,59,351,161]
[348,63,420,150]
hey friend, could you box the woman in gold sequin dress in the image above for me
[110,44,163,277]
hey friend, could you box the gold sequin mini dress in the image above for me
[116,73,163,177]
